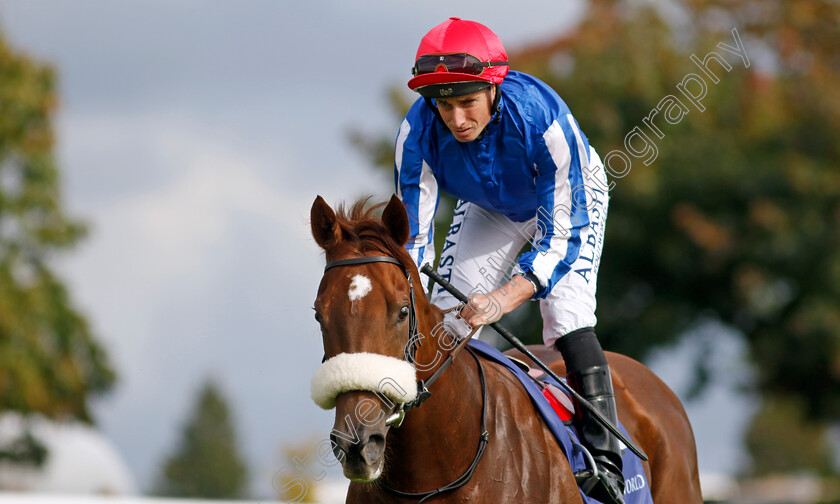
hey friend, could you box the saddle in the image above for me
[468,339,654,504]
[508,355,576,423]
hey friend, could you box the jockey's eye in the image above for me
[398,305,410,321]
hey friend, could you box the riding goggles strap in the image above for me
[412,53,509,76]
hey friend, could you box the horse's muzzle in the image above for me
[331,427,387,482]
[331,391,393,482]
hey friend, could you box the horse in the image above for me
[309,194,703,503]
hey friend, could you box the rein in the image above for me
[322,254,491,502]
[378,347,489,503]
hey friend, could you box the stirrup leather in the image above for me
[571,424,626,504]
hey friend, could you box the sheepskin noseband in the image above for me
[310,352,418,410]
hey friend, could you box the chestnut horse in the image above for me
[310,195,703,503]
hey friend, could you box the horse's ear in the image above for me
[311,195,342,250]
[381,194,410,246]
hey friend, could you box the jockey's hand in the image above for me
[459,274,536,327]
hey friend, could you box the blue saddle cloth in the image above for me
[468,339,654,504]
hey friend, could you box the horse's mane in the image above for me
[333,197,417,272]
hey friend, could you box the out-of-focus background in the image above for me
[0,0,836,503]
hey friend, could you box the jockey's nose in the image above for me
[452,106,467,127]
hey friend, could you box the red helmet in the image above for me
[408,17,509,98]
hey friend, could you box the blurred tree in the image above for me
[0,28,114,421]
[155,379,249,499]
[744,394,835,476]
[351,0,840,472]
[275,439,322,503]
[0,430,47,466]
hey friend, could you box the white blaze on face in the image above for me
[348,274,373,302]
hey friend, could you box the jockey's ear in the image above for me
[382,194,410,247]
[311,195,342,250]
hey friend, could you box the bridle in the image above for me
[323,256,420,366]
[322,254,490,503]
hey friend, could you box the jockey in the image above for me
[395,18,625,504]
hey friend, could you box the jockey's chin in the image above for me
[449,123,482,142]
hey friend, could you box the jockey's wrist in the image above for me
[463,275,537,326]
[513,273,538,298]
[495,276,535,314]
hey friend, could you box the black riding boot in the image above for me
[556,329,625,504]
[568,365,626,503]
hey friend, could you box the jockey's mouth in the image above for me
[452,126,474,139]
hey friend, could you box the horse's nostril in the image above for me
[329,433,348,461]
[368,433,386,447]
[362,434,386,465]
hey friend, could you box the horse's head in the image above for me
[309,195,425,482]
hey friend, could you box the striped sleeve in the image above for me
[517,114,590,299]
[395,117,439,274]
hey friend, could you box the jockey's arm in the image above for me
[459,274,536,327]
[461,115,586,326]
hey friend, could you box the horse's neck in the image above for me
[384,304,486,480]
[389,356,482,476]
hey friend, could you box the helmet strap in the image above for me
[423,97,446,126]
[476,84,502,141]
[491,84,502,124]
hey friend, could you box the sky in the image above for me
[0,0,755,498]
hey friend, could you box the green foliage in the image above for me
[517,0,840,421]
[155,379,249,499]
[744,394,835,476]
[0,430,48,466]
[0,28,114,420]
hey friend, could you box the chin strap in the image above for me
[423,97,445,126]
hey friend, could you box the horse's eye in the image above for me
[314,311,323,323]
[398,306,410,321]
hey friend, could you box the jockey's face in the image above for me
[435,86,496,143]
